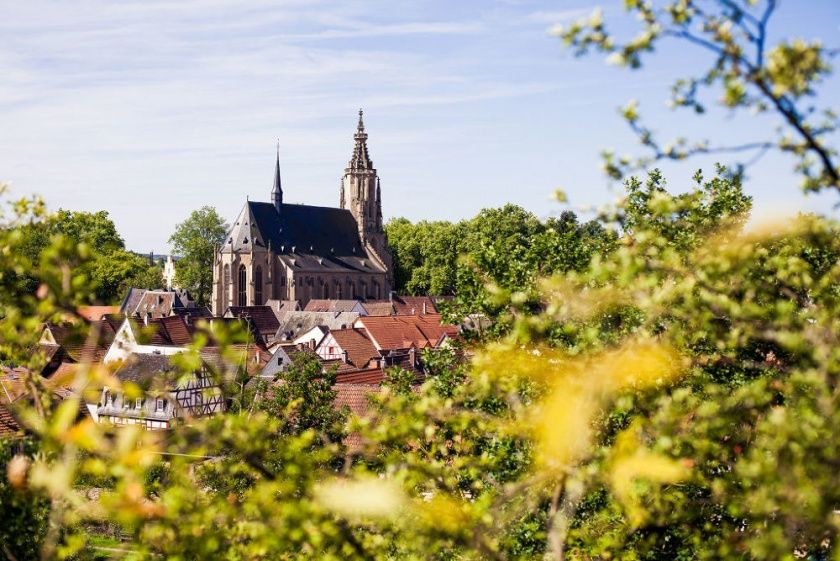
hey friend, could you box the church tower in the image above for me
[340,109,392,289]
[341,109,384,243]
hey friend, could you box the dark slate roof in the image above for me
[222,202,386,274]
[170,306,213,321]
[113,353,179,384]
[119,288,147,314]
[275,311,361,341]
[224,306,281,336]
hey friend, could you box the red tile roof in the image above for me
[304,299,362,313]
[0,402,22,438]
[362,302,396,316]
[77,306,122,322]
[357,315,458,351]
[391,296,438,315]
[335,368,387,385]
[155,315,194,346]
[328,328,379,369]
[43,317,120,363]
[333,383,382,418]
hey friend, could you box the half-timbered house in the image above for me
[97,353,224,430]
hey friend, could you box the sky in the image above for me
[1,0,839,252]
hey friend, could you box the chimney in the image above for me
[309,338,316,351]
[409,347,416,368]
[342,350,349,364]
[143,312,149,326]
[389,290,395,302]
[422,301,427,315]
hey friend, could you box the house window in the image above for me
[238,265,247,306]
[135,398,142,409]
[255,266,263,304]
[156,398,165,412]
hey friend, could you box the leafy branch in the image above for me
[556,0,839,192]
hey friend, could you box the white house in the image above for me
[97,353,224,430]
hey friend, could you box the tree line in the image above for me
[2,2,840,559]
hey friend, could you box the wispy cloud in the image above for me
[522,9,589,24]
[285,21,485,40]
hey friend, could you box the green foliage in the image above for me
[385,204,616,335]
[7,207,154,303]
[3,166,840,560]
[168,206,228,306]
[555,0,840,192]
[0,438,50,561]
[256,351,346,442]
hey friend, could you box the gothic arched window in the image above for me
[336,282,343,299]
[373,280,380,300]
[238,265,247,307]
[255,266,263,305]
[223,264,231,305]
[348,281,355,299]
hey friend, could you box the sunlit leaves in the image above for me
[555,1,840,193]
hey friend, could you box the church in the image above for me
[210,111,393,315]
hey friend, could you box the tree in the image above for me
[256,351,346,442]
[556,0,839,192]
[168,206,228,306]
[385,205,615,335]
[8,208,152,303]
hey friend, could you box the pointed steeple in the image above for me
[271,142,282,214]
[349,108,373,170]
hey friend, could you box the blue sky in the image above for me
[2,0,838,252]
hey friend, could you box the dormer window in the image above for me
[156,398,166,412]
[135,398,142,409]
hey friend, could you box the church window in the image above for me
[348,281,355,299]
[336,283,343,299]
[238,265,247,306]
[360,281,367,298]
[255,266,263,304]
[324,283,330,299]
[373,281,380,300]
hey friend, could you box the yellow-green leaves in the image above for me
[533,339,682,468]
[608,422,689,528]
[316,477,406,522]
[766,40,830,98]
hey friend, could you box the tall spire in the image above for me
[349,108,373,170]
[271,141,282,214]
